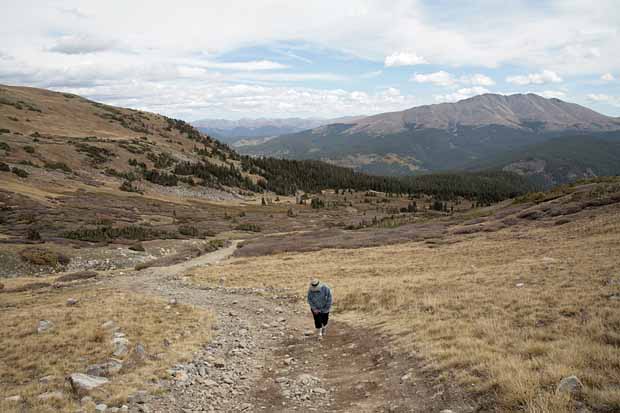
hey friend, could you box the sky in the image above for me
[1,0,620,121]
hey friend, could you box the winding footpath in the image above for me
[110,241,473,413]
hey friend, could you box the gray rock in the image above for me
[86,359,123,377]
[169,298,178,305]
[111,336,129,357]
[213,358,226,368]
[67,298,79,306]
[95,403,108,412]
[312,387,327,394]
[128,390,148,404]
[557,375,584,396]
[39,375,56,384]
[37,320,54,333]
[37,391,64,401]
[68,373,110,394]
[101,320,116,330]
[134,343,147,360]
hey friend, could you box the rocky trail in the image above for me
[108,241,473,413]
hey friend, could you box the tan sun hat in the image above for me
[309,279,321,291]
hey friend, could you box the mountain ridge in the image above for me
[240,93,620,176]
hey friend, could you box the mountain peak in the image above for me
[347,93,619,135]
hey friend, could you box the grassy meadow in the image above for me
[0,278,213,413]
[191,204,620,412]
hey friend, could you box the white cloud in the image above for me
[506,70,563,85]
[201,60,289,71]
[412,71,495,87]
[384,51,427,67]
[587,93,620,107]
[601,73,615,81]
[459,74,495,87]
[434,87,490,102]
[49,35,116,55]
[412,71,456,87]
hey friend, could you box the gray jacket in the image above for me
[307,283,332,313]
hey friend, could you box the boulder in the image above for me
[557,375,584,396]
[86,359,123,377]
[68,373,110,395]
[37,320,54,334]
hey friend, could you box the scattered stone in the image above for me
[134,343,147,360]
[169,298,177,305]
[101,320,116,330]
[37,391,64,401]
[439,410,455,413]
[86,359,123,377]
[401,373,412,382]
[112,334,129,357]
[95,403,108,412]
[68,373,110,394]
[515,283,525,288]
[240,403,253,410]
[81,396,93,405]
[557,375,584,396]
[128,390,148,404]
[4,395,22,402]
[37,320,54,333]
[214,358,226,368]
[203,379,218,387]
[303,330,313,336]
[66,297,79,306]
[312,387,327,394]
[39,375,56,384]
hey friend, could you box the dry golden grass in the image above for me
[192,206,620,412]
[0,283,212,412]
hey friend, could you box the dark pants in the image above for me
[312,311,329,329]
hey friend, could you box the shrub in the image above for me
[311,198,325,209]
[0,141,10,151]
[44,161,72,173]
[75,143,114,164]
[234,223,262,232]
[26,228,41,241]
[23,145,35,154]
[0,162,10,172]
[0,128,10,135]
[62,225,172,242]
[178,225,200,237]
[11,167,29,178]
[120,180,142,194]
[19,247,70,267]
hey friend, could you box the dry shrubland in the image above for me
[192,204,620,412]
[0,281,212,413]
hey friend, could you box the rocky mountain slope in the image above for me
[241,93,620,176]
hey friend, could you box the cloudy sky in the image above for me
[1,0,620,120]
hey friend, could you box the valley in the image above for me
[1,85,620,413]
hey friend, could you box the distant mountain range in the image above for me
[238,93,620,185]
[192,116,364,145]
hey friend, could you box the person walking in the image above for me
[307,279,332,340]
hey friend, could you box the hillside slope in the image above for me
[241,93,620,176]
[467,133,620,187]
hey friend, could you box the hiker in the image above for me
[307,279,332,339]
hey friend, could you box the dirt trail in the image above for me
[110,241,474,413]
